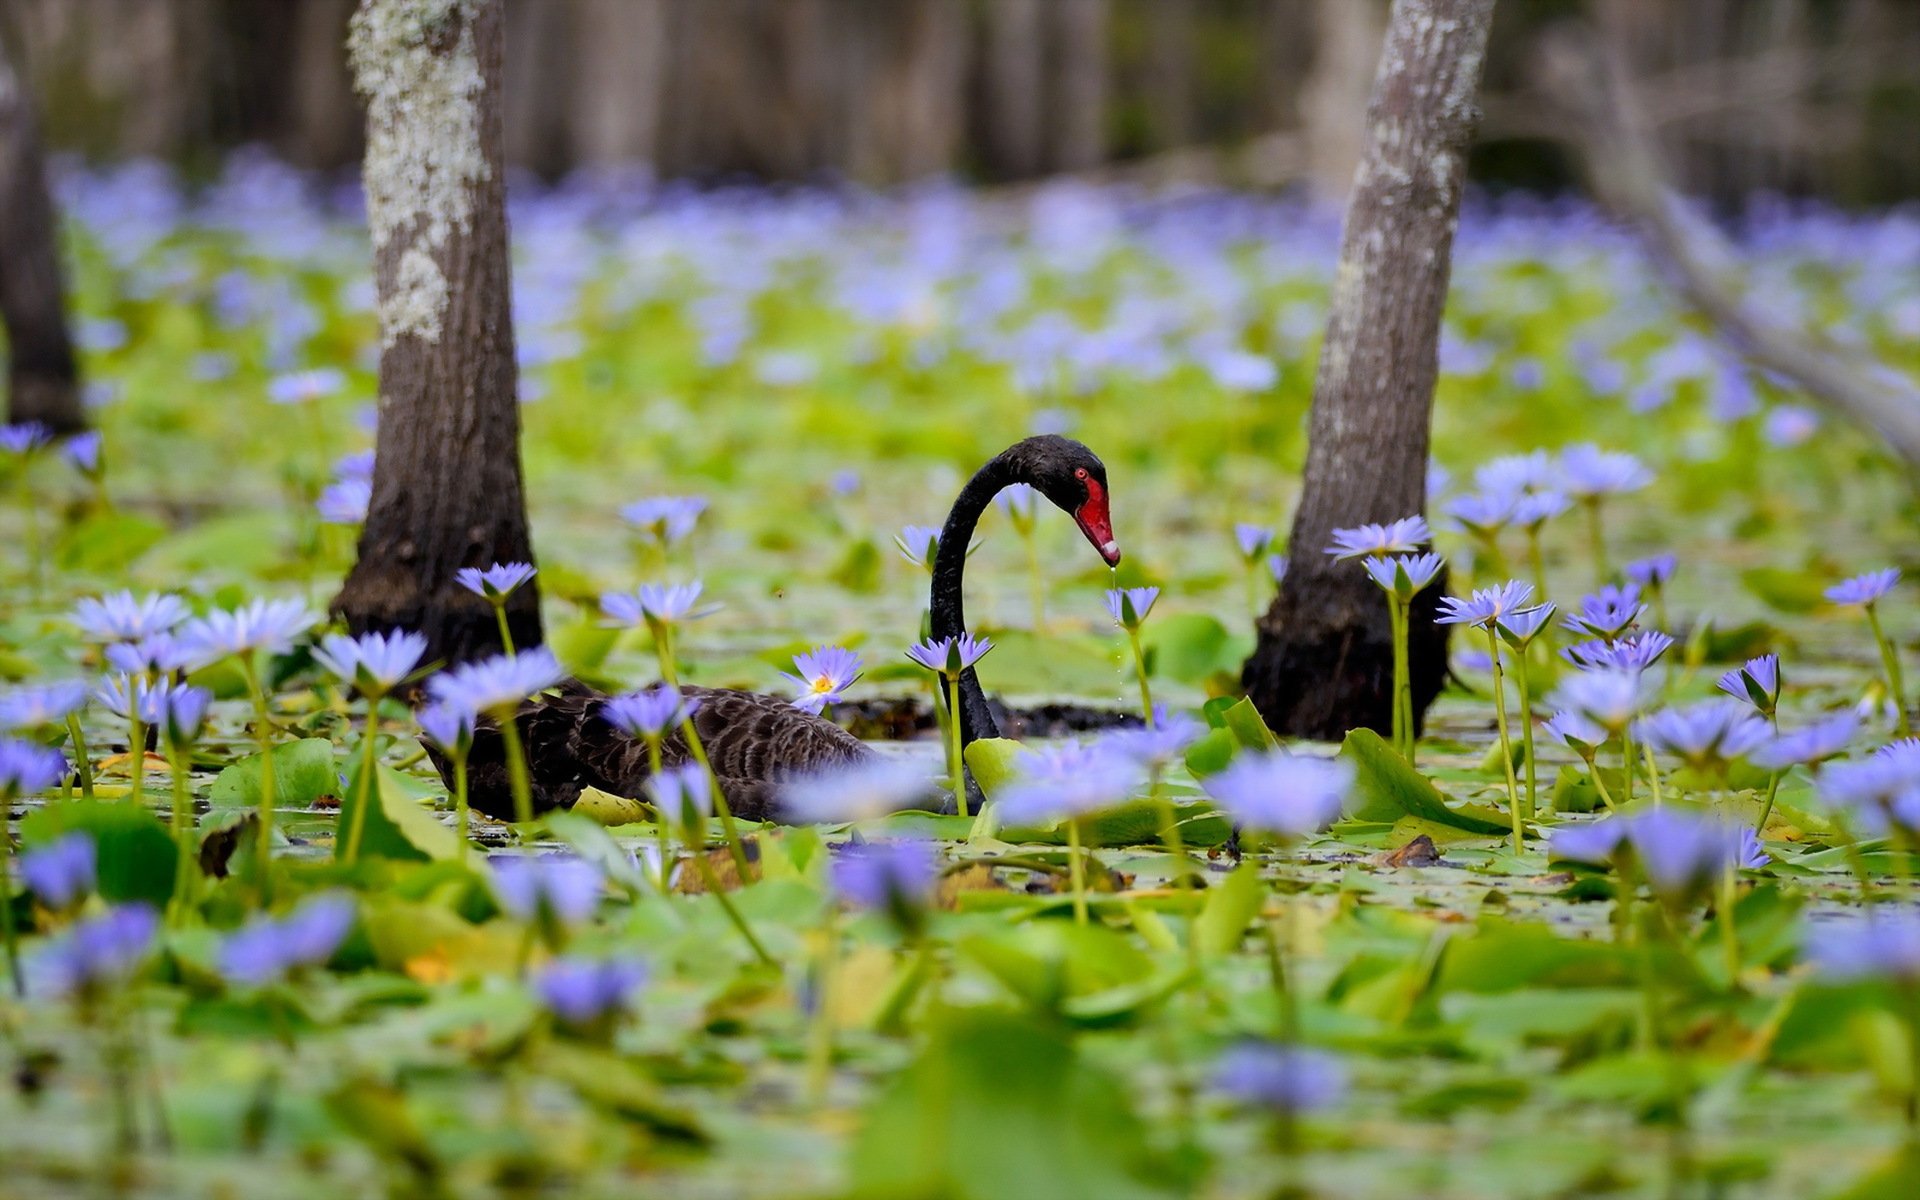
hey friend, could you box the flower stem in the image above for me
[127,716,146,811]
[1066,818,1089,926]
[242,659,276,898]
[1,793,19,996]
[1387,594,1409,760]
[806,906,838,1104]
[1513,649,1537,823]
[1866,604,1910,735]
[1487,629,1522,853]
[692,849,774,966]
[1587,754,1619,811]
[167,745,195,924]
[1754,770,1783,836]
[493,602,516,657]
[1125,629,1155,729]
[678,719,752,878]
[1526,528,1549,605]
[1644,742,1664,807]
[341,705,383,865]
[646,739,670,892]
[1621,727,1637,806]
[497,710,535,839]
[1023,531,1046,632]
[944,671,968,817]
[1584,497,1610,584]
[67,714,94,800]
[452,755,471,865]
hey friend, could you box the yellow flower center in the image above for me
[810,675,835,693]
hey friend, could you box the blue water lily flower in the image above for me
[601,686,699,741]
[454,561,537,601]
[1211,1042,1347,1113]
[221,892,356,986]
[312,629,428,695]
[536,956,648,1029]
[1361,553,1445,602]
[416,703,476,757]
[21,833,96,909]
[1752,712,1859,769]
[70,592,190,644]
[1550,667,1658,734]
[830,839,940,915]
[1202,750,1352,840]
[781,646,864,715]
[1105,586,1160,630]
[0,680,90,732]
[781,758,935,823]
[1562,630,1674,672]
[996,742,1139,825]
[30,905,158,998]
[1436,581,1534,630]
[0,739,68,797]
[316,478,370,524]
[1637,701,1772,772]
[1325,516,1432,561]
[620,496,706,545]
[426,647,565,715]
[178,598,319,666]
[1557,444,1653,497]
[905,633,993,677]
[1826,568,1900,607]
[492,856,603,927]
[649,761,713,827]
[1810,909,1920,982]
[894,524,944,571]
[1717,654,1782,717]
[1561,584,1647,641]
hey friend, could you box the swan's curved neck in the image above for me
[929,454,1016,746]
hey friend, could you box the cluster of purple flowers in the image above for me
[220,892,357,986]
[1551,810,1765,906]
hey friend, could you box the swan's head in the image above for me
[1005,435,1121,566]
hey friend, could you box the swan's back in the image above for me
[440,680,874,824]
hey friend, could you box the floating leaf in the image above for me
[209,738,339,811]
[1341,729,1513,835]
[21,800,178,908]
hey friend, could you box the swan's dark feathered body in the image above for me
[432,434,1118,824]
[443,679,872,823]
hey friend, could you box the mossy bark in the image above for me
[332,0,540,665]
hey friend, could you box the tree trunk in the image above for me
[1050,0,1107,171]
[1145,0,1196,151]
[1299,0,1385,202]
[983,0,1044,177]
[570,0,668,167]
[334,0,539,665]
[0,23,82,435]
[1241,0,1494,741]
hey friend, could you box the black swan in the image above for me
[443,435,1120,822]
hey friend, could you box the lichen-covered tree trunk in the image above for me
[1241,0,1494,741]
[0,27,83,435]
[333,0,540,665]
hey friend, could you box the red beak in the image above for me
[1075,478,1121,566]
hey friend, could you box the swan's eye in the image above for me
[1074,467,1089,481]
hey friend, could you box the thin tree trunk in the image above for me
[1145,0,1196,151]
[1299,0,1385,202]
[0,23,83,435]
[570,0,668,167]
[1242,0,1495,741]
[284,0,360,169]
[984,0,1044,177]
[1050,0,1108,171]
[334,0,539,665]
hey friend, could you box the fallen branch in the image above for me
[1532,24,1920,484]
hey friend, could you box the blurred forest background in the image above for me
[7,0,1920,205]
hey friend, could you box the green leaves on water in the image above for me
[1341,728,1514,836]
[21,800,178,908]
[848,1006,1186,1200]
[209,737,339,811]
[332,752,459,863]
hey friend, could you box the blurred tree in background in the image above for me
[3,0,1917,204]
